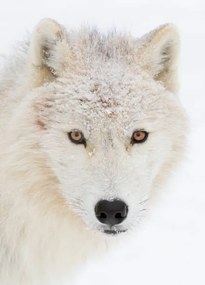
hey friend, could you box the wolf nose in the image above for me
[95,200,128,226]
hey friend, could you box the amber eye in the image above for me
[131,130,148,144]
[68,130,86,146]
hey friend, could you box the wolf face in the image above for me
[25,19,187,236]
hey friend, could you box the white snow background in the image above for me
[0,0,204,284]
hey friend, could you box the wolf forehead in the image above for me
[34,70,169,135]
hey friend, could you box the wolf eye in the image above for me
[131,130,148,144]
[68,130,86,146]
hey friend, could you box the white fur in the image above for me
[0,19,187,285]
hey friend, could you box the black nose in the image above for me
[95,199,128,226]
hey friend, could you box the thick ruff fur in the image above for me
[0,19,187,285]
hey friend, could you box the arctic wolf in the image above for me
[0,19,187,285]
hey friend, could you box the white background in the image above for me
[0,1,204,284]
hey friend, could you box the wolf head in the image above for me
[22,19,187,236]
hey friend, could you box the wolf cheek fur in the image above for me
[0,19,187,285]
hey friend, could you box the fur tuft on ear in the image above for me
[137,24,179,92]
[27,18,70,87]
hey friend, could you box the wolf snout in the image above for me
[95,199,128,226]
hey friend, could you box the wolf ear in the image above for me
[138,24,179,92]
[27,18,70,87]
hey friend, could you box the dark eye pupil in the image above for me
[74,132,81,138]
